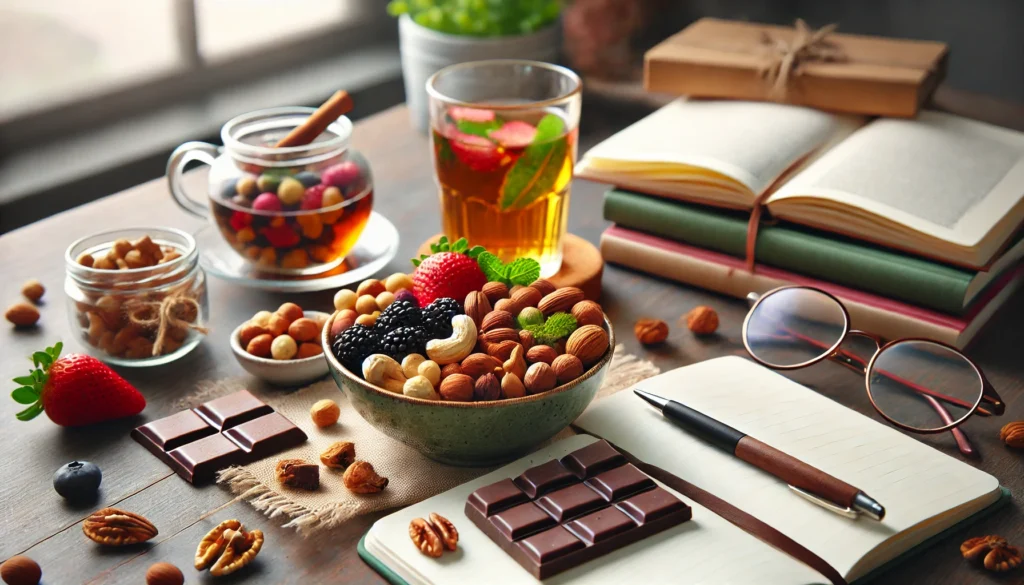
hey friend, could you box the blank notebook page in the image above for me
[574,356,1000,581]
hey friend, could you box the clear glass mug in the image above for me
[426,60,582,278]
[167,107,374,275]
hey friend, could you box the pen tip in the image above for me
[634,389,668,409]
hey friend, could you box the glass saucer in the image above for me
[195,211,399,292]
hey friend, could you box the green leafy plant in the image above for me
[11,342,62,421]
[524,312,578,345]
[387,0,562,36]
[476,252,541,287]
[411,236,486,267]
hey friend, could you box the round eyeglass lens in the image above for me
[867,340,982,432]
[744,288,847,368]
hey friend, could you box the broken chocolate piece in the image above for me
[276,459,320,490]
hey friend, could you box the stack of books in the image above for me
[576,99,1024,347]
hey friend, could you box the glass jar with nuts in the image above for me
[64,227,209,366]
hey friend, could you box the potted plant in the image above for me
[387,0,563,130]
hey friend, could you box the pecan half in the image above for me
[195,519,264,576]
[429,512,459,551]
[409,517,443,558]
[961,535,1023,572]
[83,507,158,546]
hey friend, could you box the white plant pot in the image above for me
[398,14,562,131]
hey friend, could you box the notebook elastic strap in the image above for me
[618,446,849,585]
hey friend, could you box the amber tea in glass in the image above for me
[427,60,582,277]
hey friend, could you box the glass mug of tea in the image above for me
[167,107,374,275]
[426,60,582,277]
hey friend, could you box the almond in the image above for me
[510,286,542,310]
[493,298,518,315]
[571,300,604,327]
[5,303,39,327]
[440,363,463,380]
[518,329,535,351]
[566,325,609,366]
[464,291,492,329]
[538,287,585,315]
[482,281,510,304]
[480,327,518,345]
[529,278,557,297]
[461,353,502,379]
[480,310,514,332]
[526,344,558,365]
[486,340,519,362]
[501,373,526,399]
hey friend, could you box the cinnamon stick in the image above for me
[275,90,354,148]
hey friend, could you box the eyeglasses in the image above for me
[742,286,1004,457]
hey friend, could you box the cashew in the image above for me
[362,354,407,393]
[401,353,427,379]
[426,314,477,365]
[418,360,441,387]
[403,375,440,400]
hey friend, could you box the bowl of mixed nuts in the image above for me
[231,303,330,386]
[321,239,614,466]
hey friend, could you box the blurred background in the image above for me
[2,0,1021,233]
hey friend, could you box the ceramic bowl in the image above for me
[231,310,331,386]
[321,310,615,467]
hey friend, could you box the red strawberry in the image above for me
[449,132,504,172]
[413,252,487,307]
[11,343,146,427]
[489,121,537,148]
[448,107,495,123]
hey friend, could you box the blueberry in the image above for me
[294,171,321,187]
[53,461,102,501]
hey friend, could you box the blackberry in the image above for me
[332,324,380,375]
[374,299,423,333]
[421,297,463,339]
[379,326,429,361]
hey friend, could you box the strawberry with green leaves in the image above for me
[11,343,146,427]
[411,237,488,307]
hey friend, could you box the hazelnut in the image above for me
[21,280,44,304]
[518,329,535,351]
[501,373,527,399]
[487,340,519,362]
[376,291,396,310]
[287,318,320,342]
[145,562,184,585]
[276,302,304,324]
[384,273,414,293]
[334,289,357,311]
[267,313,289,336]
[526,344,558,365]
[238,323,268,347]
[685,306,719,335]
[355,294,379,315]
[529,278,557,296]
[480,310,514,332]
[271,335,298,360]
[482,281,509,304]
[524,362,557,394]
[418,360,441,387]
[310,399,340,427]
[440,363,463,380]
[111,239,132,259]
[510,286,542,310]
[355,312,378,327]
[474,373,501,401]
[461,353,502,379]
[634,318,669,345]
[331,309,358,338]
[251,310,273,328]
[439,374,474,401]
[517,307,544,328]
[571,300,604,327]
[464,291,492,329]
[552,354,584,384]
[77,252,95,267]
[566,325,610,366]
[356,279,386,297]
[5,303,39,328]
[0,555,41,585]
[296,343,322,359]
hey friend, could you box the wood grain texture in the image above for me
[734,436,861,508]
[1,96,1023,584]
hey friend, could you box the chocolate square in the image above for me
[468,478,530,516]
[223,412,307,458]
[489,502,557,541]
[536,483,606,522]
[132,410,216,453]
[565,507,636,545]
[516,526,586,565]
[559,440,627,479]
[167,433,244,483]
[618,487,691,525]
[514,460,577,499]
[586,463,656,502]
[193,389,273,431]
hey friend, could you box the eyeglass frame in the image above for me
[741,286,1005,454]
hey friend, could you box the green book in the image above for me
[604,189,1024,315]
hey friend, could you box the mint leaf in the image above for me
[542,313,578,339]
[505,258,540,286]
[11,387,37,404]
[499,114,568,210]
[476,252,508,284]
[456,119,501,138]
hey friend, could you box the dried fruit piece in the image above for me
[634,319,669,345]
[409,517,444,558]
[1000,421,1024,448]
[275,459,319,490]
[83,507,158,546]
[961,535,1023,572]
[685,306,719,335]
[343,461,388,494]
[429,512,459,551]
[320,441,356,469]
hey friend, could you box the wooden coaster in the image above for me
[417,233,604,300]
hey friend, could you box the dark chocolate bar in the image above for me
[466,440,692,579]
[132,390,307,483]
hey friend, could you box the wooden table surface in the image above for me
[2,92,1023,585]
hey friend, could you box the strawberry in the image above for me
[411,237,487,307]
[448,132,504,172]
[11,343,146,427]
[448,107,496,123]
[488,120,537,149]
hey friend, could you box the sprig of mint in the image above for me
[498,114,568,211]
[524,312,578,345]
[411,236,486,267]
[476,252,540,287]
[456,118,502,138]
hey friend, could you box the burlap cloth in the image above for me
[180,345,658,535]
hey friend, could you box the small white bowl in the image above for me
[230,310,331,386]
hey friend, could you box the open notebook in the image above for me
[575,99,1024,269]
[362,357,1002,584]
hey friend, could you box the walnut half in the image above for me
[195,519,264,576]
[961,535,1023,572]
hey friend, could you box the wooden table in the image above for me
[2,93,1023,584]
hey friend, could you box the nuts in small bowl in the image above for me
[231,305,330,386]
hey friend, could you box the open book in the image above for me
[576,99,1024,269]
[361,357,1002,584]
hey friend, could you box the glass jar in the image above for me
[65,227,209,367]
[167,107,374,276]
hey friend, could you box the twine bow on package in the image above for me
[645,18,948,117]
